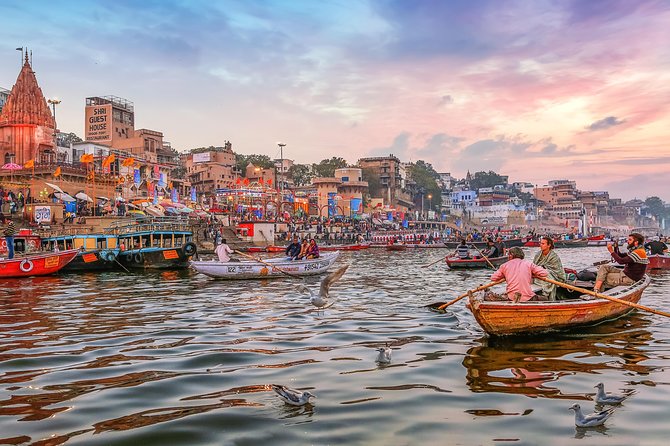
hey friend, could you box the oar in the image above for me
[426,280,504,312]
[471,244,496,270]
[538,277,670,318]
[423,255,449,268]
[233,250,302,279]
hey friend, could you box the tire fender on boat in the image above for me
[134,253,144,264]
[19,259,34,272]
[183,242,197,256]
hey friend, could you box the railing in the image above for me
[104,216,193,235]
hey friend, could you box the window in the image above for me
[341,176,349,182]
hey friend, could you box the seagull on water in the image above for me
[271,384,316,406]
[594,382,626,405]
[376,344,392,364]
[298,265,349,309]
[569,403,615,427]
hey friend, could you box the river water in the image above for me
[1,247,669,445]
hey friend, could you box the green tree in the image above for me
[469,171,508,190]
[312,157,349,177]
[171,166,187,179]
[408,161,442,211]
[57,132,83,146]
[235,154,275,174]
[288,164,314,187]
[644,196,667,220]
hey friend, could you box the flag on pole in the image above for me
[53,166,61,177]
[133,169,141,185]
[121,157,135,167]
[80,153,94,163]
[24,159,34,168]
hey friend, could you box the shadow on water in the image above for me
[462,312,656,399]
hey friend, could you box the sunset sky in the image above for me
[1,0,669,200]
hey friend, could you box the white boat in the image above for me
[190,251,340,279]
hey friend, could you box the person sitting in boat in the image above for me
[532,236,566,300]
[494,236,507,256]
[306,239,320,259]
[285,235,302,260]
[481,239,500,258]
[456,240,471,259]
[594,233,648,292]
[215,238,236,262]
[644,236,668,255]
[297,239,310,260]
[488,247,548,302]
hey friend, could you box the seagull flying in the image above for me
[271,384,316,406]
[298,265,349,309]
[569,403,615,427]
[376,344,392,364]
[594,382,626,405]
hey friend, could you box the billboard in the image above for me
[193,152,211,163]
[84,104,112,142]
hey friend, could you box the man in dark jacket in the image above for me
[644,237,668,255]
[285,235,301,260]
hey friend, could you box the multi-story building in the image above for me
[477,187,513,206]
[357,155,413,210]
[334,168,368,216]
[185,147,238,194]
[274,158,294,190]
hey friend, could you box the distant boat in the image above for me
[446,255,508,269]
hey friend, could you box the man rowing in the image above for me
[488,247,548,302]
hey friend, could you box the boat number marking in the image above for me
[44,256,60,268]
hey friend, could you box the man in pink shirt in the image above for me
[489,247,548,302]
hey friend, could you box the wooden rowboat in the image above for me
[648,254,670,270]
[0,249,79,278]
[266,243,369,253]
[466,275,651,336]
[446,255,508,269]
[386,244,407,251]
[190,251,340,279]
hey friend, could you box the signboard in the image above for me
[84,104,112,142]
[34,205,51,223]
[193,152,211,163]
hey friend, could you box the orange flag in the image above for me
[81,153,94,163]
[53,166,62,177]
[102,153,116,167]
[121,157,135,167]
[24,159,34,168]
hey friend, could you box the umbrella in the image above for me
[179,207,194,214]
[54,192,76,202]
[2,162,23,182]
[96,196,110,202]
[45,182,65,193]
[164,207,180,215]
[145,205,165,217]
[115,197,126,202]
[75,192,94,203]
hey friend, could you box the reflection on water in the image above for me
[1,248,670,445]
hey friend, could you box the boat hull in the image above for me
[191,252,340,279]
[466,276,651,336]
[444,238,524,249]
[117,245,196,269]
[62,249,120,272]
[0,250,78,278]
[446,255,508,269]
[648,254,670,270]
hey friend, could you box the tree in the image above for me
[288,164,314,187]
[312,157,349,177]
[408,161,442,211]
[644,196,667,220]
[469,171,508,190]
[57,132,83,146]
[235,154,275,174]
[361,167,381,200]
[171,166,187,179]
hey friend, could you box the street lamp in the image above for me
[48,98,61,149]
[428,194,432,216]
[277,142,286,196]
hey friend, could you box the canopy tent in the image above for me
[54,192,76,202]
[45,182,65,193]
[75,192,94,203]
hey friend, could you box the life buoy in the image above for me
[134,253,144,264]
[124,252,133,263]
[100,251,114,262]
[183,242,197,256]
[19,259,34,272]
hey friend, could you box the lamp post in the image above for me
[428,194,432,218]
[277,142,286,197]
[48,98,61,151]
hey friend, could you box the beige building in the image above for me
[357,155,413,210]
[186,148,237,193]
[334,167,368,216]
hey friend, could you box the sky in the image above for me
[1,0,669,200]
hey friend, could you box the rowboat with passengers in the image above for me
[466,275,651,336]
[446,255,508,269]
[191,251,340,279]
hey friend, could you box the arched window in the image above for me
[4,152,11,164]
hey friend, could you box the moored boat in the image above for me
[0,249,79,278]
[465,275,651,336]
[386,243,407,251]
[108,217,197,269]
[39,233,120,272]
[191,251,340,279]
[648,254,670,270]
[446,255,508,269]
